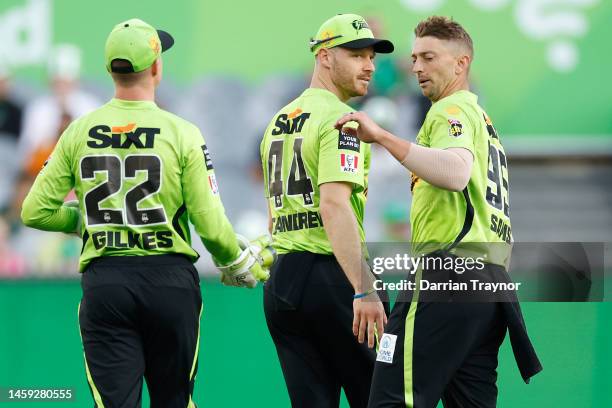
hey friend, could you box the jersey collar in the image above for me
[108,98,158,110]
[434,90,478,106]
[302,87,339,100]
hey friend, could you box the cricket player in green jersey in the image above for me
[260,14,394,408]
[21,18,270,408]
[336,16,542,408]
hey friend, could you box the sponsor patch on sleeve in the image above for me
[201,144,214,170]
[338,127,360,152]
[340,153,359,173]
[448,119,463,138]
[208,173,219,195]
[376,333,398,364]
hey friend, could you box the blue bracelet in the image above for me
[353,289,376,299]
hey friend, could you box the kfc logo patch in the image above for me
[208,174,219,195]
[340,153,359,173]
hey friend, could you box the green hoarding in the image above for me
[1,280,611,407]
[0,0,610,138]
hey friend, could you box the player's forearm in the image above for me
[21,198,79,233]
[320,200,364,293]
[376,129,413,161]
[191,209,241,265]
[375,130,472,191]
[400,145,473,191]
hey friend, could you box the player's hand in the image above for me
[353,291,387,349]
[216,235,275,288]
[217,246,259,288]
[245,234,276,281]
[335,111,387,144]
[63,200,82,237]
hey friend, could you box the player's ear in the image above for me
[455,54,470,75]
[318,48,333,70]
[152,58,163,76]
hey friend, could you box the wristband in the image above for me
[353,288,376,299]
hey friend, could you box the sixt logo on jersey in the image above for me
[271,108,311,135]
[87,123,160,149]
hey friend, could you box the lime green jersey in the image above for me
[260,88,370,254]
[21,98,240,272]
[410,90,512,265]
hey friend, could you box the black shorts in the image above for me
[368,259,508,408]
[264,252,390,408]
[78,255,202,408]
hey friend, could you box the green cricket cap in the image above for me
[105,18,174,73]
[310,14,394,54]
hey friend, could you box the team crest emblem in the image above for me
[352,19,369,31]
[448,119,463,138]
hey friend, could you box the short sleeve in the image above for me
[426,104,475,153]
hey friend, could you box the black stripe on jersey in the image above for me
[447,188,474,251]
[172,204,187,241]
[81,230,90,255]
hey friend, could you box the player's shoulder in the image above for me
[291,88,353,121]
[61,103,106,136]
[317,91,353,117]
[154,107,205,146]
[154,107,199,132]
[431,91,479,117]
[264,89,353,142]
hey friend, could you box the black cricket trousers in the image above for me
[264,251,390,408]
[79,255,202,408]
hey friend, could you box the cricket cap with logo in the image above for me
[310,14,394,55]
[105,18,174,73]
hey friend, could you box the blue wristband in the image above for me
[353,289,376,299]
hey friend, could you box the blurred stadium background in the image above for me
[0,0,610,406]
